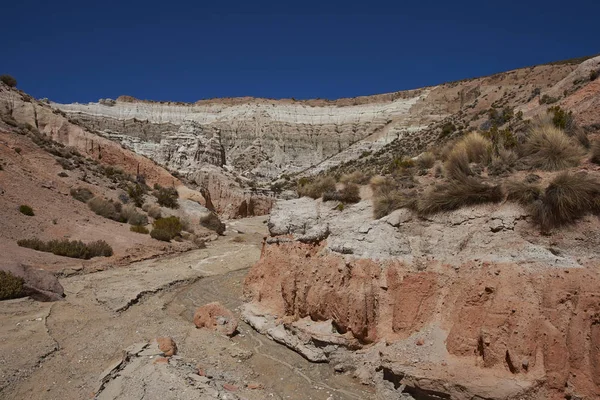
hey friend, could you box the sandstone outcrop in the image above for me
[243,196,600,399]
[1,264,64,302]
[157,337,177,357]
[193,302,238,337]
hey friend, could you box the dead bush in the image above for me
[121,204,148,226]
[322,183,361,203]
[339,171,370,185]
[70,187,94,203]
[530,172,600,230]
[200,213,226,235]
[88,197,125,222]
[522,123,584,171]
[417,176,503,216]
[297,176,336,199]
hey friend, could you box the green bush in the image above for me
[17,238,113,259]
[130,225,149,234]
[150,216,183,241]
[88,197,125,222]
[199,213,226,235]
[154,186,179,209]
[0,271,24,300]
[19,205,34,216]
[0,74,17,87]
[70,187,94,203]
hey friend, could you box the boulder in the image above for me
[156,337,177,357]
[1,264,64,301]
[193,302,238,337]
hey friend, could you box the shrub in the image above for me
[70,187,94,203]
[339,171,370,185]
[121,204,148,226]
[460,132,492,164]
[143,204,162,219]
[19,205,34,216]
[0,271,24,300]
[322,183,361,203]
[127,184,146,207]
[200,213,226,235]
[371,176,417,219]
[530,172,600,230]
[488,147,518,176]
[154,186,179,209]
[539,94,559,105]
[0,74,17,87]
[130,225,149,234]
[416,152,435,169]
[88,197,124,222]
[297,176,336,199]
[505,181,542,206]
[17,238,113,259]
[590,140,600,165]
[522,123,584,171]
[150,216,183,241]
[444,146,471,180]
[417,176,503,216]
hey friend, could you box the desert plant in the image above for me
[488,146,518,176]
[417,176,503,216]
[70,187,94,203]
[373,190,416,219]
[459,132,492,164]
[322,183,361,203]
[19,205,34,216]
[416,152,435,169]
[88,197,124,222]
[121,204,148,226]
[17,238,113,259]
[130,225,149,234]
[530,172,600,230]
[199,213,226,235]
[0,271,24,300]
[339,171,370,185]
[154,186,179,209]
[444,146,472,180]
[590,140,600,165]
[297,176,336,199]
[504,180,542,206]
[150,216,183,241]
[143,204,162,219]
[522,123,584,171]
[0,74,17,87]
[127,184,146,207]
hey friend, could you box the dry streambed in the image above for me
[0,217,371,400]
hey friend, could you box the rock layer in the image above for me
[244,197,600,399]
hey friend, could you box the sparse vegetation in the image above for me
[529,172,600,230]
[371,176,417,219]
[127,184,146,207]
[88,197,125,222]
[297,176,336,199]
[590,140,600,164]
[416,152,435,169]
[522,123,583,171]
[19,205,34,216]
[130,225,149,234]
[539,94,559,105]
[150,216,183,242]
[339,171,370,185]
[0,74,17,87]
[200,213,226,235]
[504,180,542,206]
[0,271,24,300]
[70,187,94,203]
[322,183,361,203]
[17,238,113,259]
[153,185,179,209]
[143,203,162,219]
[120,204,148,226]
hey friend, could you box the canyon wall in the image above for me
[243,197,600,399]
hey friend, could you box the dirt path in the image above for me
[0,217,372,400]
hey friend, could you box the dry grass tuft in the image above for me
[297,176,336,199]
[504,180,542,206]
[522,123,584,171]
[444,146,471,180]
[530,172,600,230]
[417,176,503,216]
[416,152,436,169]
[322,183,361,203]
[371,176,417,219]
[339,171,370,185]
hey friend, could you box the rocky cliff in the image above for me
[53,57,600,184]
[243,197,600,399]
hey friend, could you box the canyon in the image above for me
[2,53,600,400]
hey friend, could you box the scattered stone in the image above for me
[247,382,263,390]
[222,383,238,392]
[193,302,238,337]
[416,338,424,346]
[153,357,169,364]
[157,337,177,357]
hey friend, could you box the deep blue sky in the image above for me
[2,0,598,103]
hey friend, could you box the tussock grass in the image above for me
[153,185,179,209]
[504,180,542,206]
[443,133,492,180]
[522,123,583,171]
[297,176,336,199]
[339,171,370,185]
[417,176,503,216]
[530,172,600,230]
[371,176,417,219]
[322,183,361,204]
[444,146,471,180]
[416,152,436,169]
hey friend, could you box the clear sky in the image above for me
[2,0,598,103]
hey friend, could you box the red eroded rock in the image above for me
[156,337,177,357]
[193,302,238,337]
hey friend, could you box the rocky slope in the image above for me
[242,195,600,400]
[53,56,600,185]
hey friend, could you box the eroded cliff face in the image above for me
[243,197,600,399]
[51,58,600,184]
